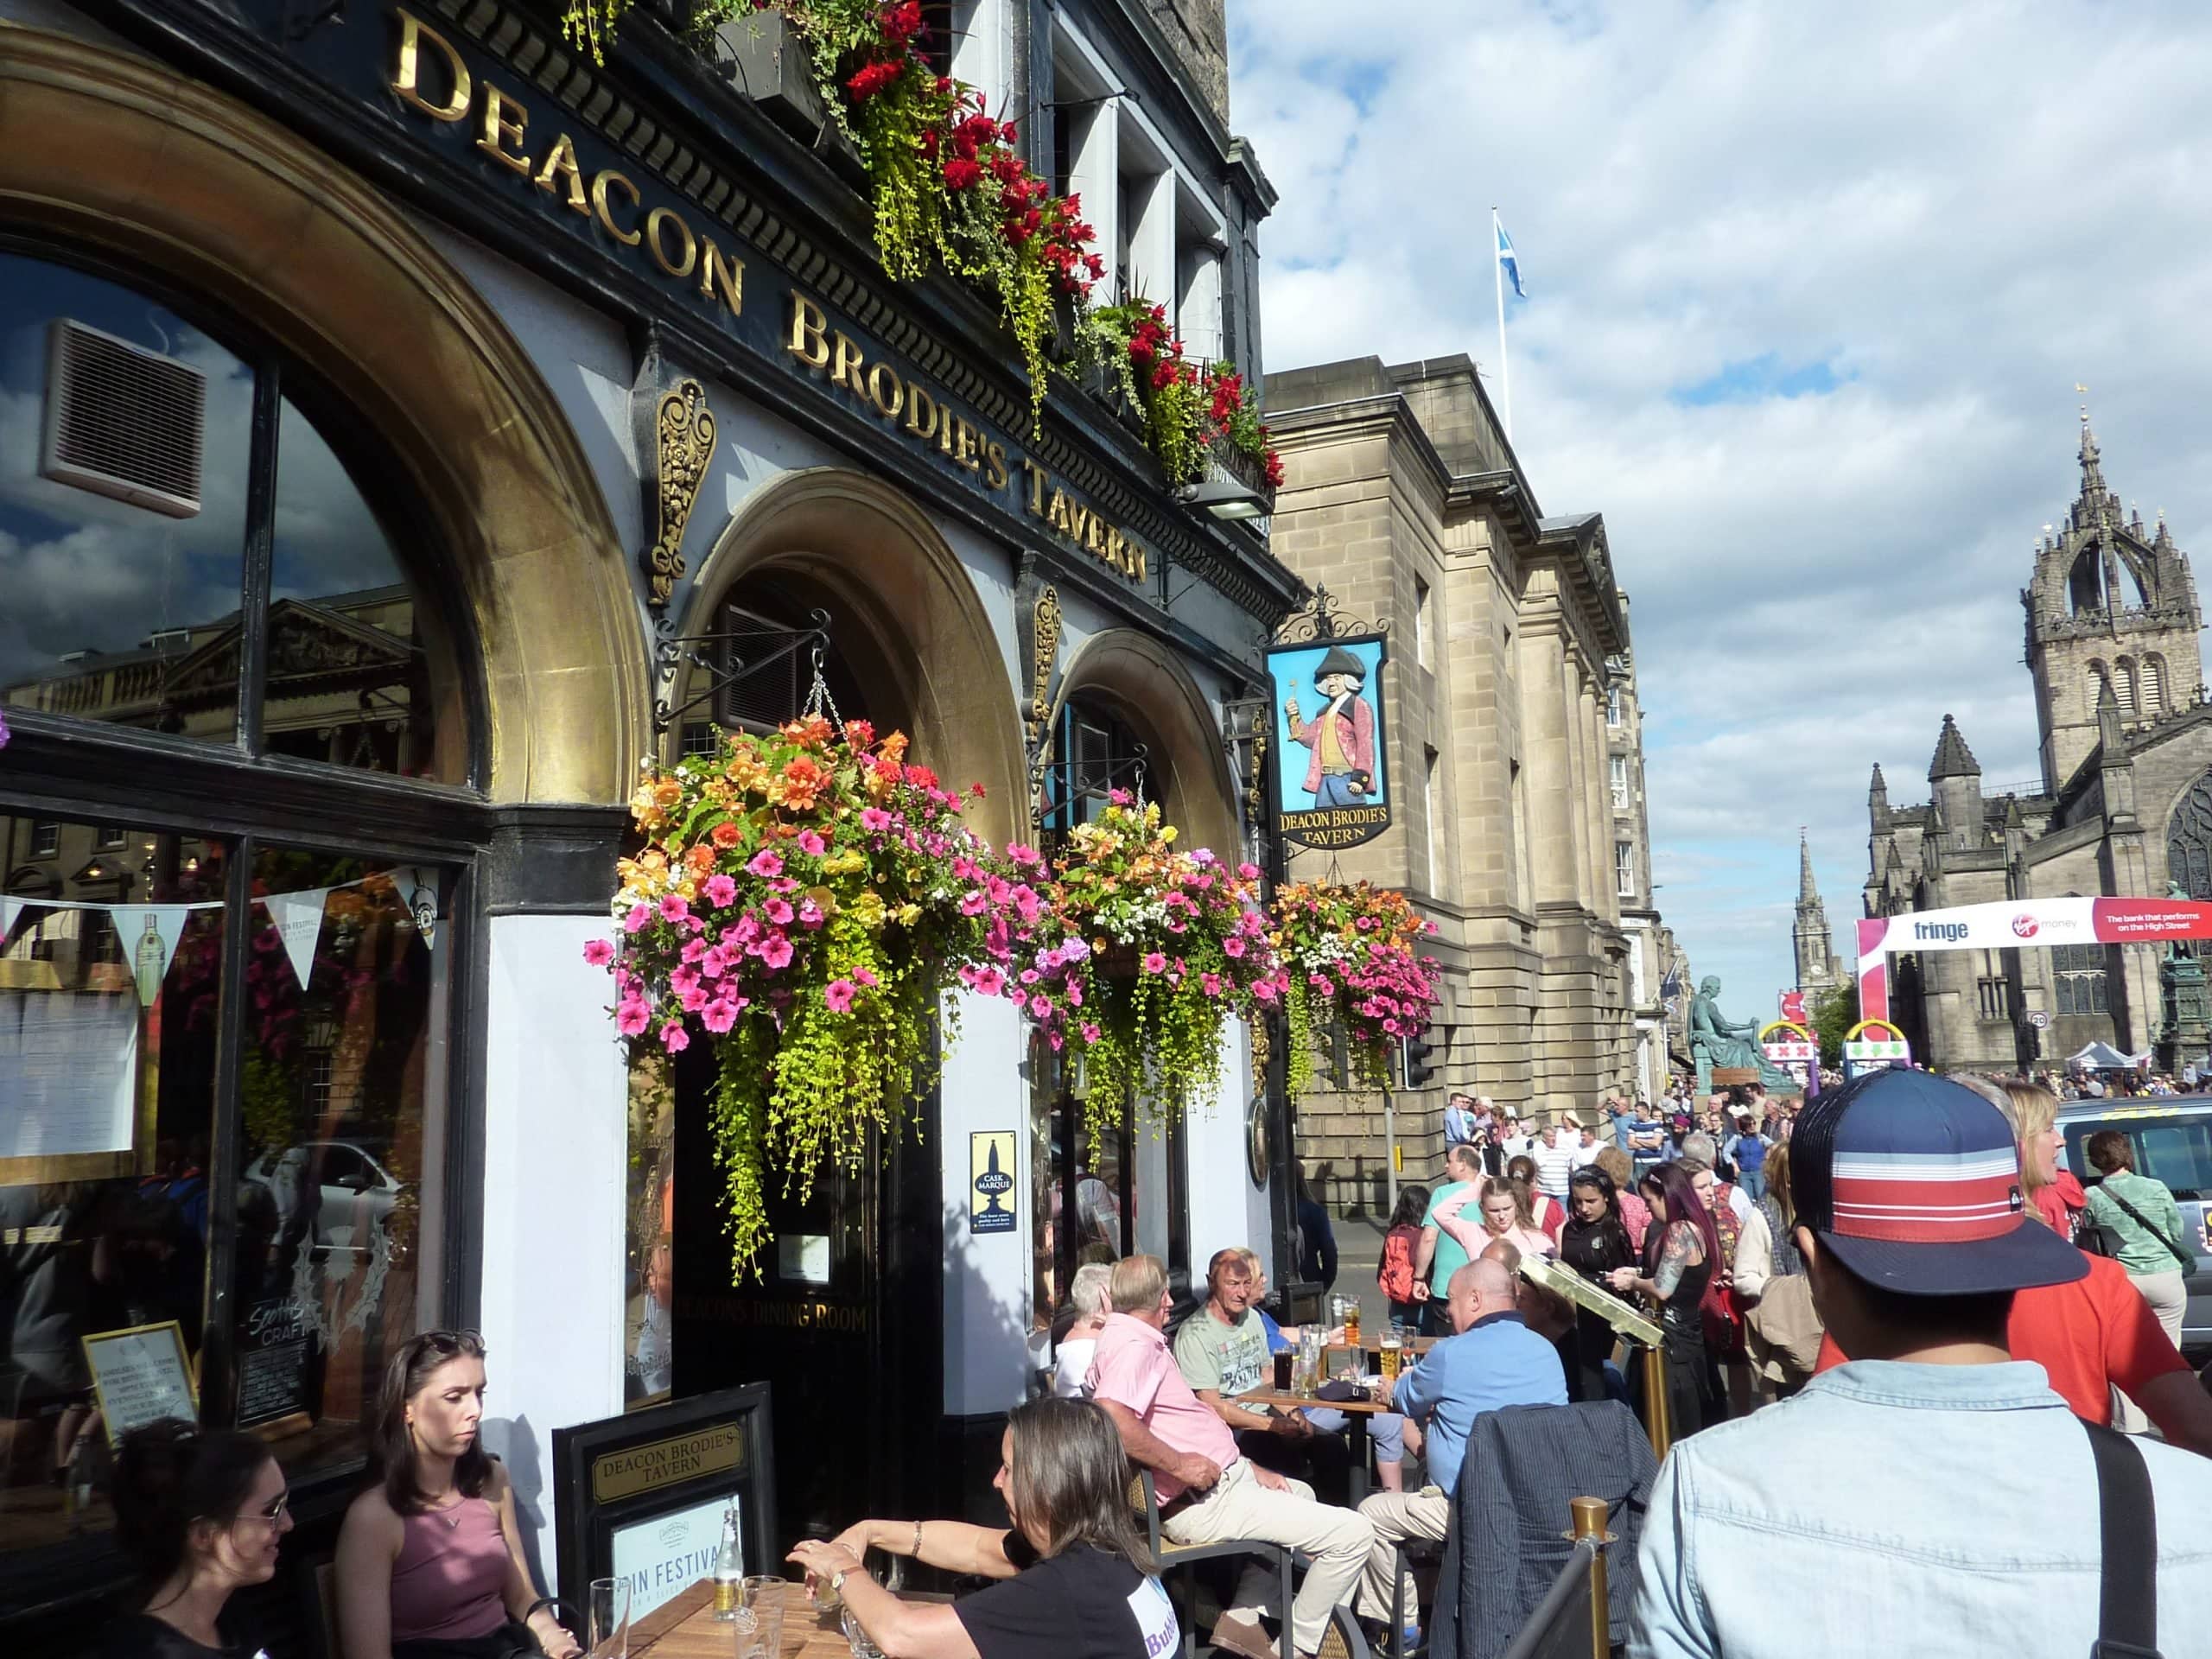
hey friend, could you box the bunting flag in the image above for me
[109,905,194,1008]
[264,889,330,990]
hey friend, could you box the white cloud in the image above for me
[1230,0,2212,1016]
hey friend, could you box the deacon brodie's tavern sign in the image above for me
[388,9,1147,584]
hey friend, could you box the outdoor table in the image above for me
[1233,1384,1398,1505]
[630,1579,874,1659]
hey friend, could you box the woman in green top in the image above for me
[2082,1129,2195,1359]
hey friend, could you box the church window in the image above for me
[2165,767,2212,900]
[2142,655,2165,715]
[2115,660,2138,715]
[2051,942,2110,1015]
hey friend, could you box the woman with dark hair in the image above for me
[102,1419,291,1658]
[1558,1168,1636,1403]
[335,1332,579,1659]
[794,1396,1175,1659]
[1605,1162,1717,1439]
[1376,1184,1432,1336]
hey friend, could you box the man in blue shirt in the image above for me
[1354,1259,1567,1639]
[1441,1093,1476,1147]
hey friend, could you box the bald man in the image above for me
[1355,1260,1568,1643]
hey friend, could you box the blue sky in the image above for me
[1226,0,2212,1022]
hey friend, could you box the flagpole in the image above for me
[1492,206,1511,441]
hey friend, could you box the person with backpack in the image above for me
[1376,1185,1431,1337]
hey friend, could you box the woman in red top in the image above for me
[1812,1079,2212,1456]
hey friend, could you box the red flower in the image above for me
[1264,451,1286,487]
[879,1,925,45]
[943,157,983,189]
[847,60,902,101]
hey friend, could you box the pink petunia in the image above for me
[765,898,795,926]
[861,808,893,833]
[1202,972,1223,997]
[703,874,738,908]
[701,998,741,1034]
[747,849,785,878]
[1223,937,1247,958]
[658,893,690,922]
[960,889,988,916]
[1252,979,1278,1002]
[660,1021,690,1052]
[623,904,653,934]
[1142,951,1167,974]
[760,935,794,970]
[1065,981,1082,1007]
[798,830,827,856]
[616,995,652,1036]
[1081,1022,1102,1045]
[582,939,614,966]
[971,966,1004,997]
[824,978,856,1014]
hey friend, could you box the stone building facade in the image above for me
[1262,353,1665,1204]
[1866,416,2212,1073]
[1794,830,1843,995]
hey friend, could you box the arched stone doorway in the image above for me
[0,25,651,804]
[1049,628,1242,855]
[676,468,1028,842]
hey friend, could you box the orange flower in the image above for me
[685,844,716,876]
[711,821,742,849]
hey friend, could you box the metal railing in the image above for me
[1498,1497,1615,1659]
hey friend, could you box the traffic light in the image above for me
[1401,1034,1437,1090]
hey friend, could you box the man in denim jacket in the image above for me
[1630,1069,2212,1659]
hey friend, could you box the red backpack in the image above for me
[1378,1224,1420,1302]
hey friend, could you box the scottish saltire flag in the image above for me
[1497,219,1526,299]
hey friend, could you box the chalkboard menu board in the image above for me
[553,1383,775,1608]
[235,1295,318,1432]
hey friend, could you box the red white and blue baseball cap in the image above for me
[1788,1068,2088,1296]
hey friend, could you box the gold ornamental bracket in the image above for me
[1014,564,1064,806]
[640,377,718,612]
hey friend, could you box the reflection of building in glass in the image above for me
[2,585,434,774]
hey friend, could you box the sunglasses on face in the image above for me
[235,1491,290,1528]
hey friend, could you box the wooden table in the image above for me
[1233,1386,1399,1504]
[631,1580,851,1659]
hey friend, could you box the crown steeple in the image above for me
[1929,714,1981,781]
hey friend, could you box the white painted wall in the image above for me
[478,912,631,1594]
[1184,1019,1270,1285]
[938,990,1034,1414]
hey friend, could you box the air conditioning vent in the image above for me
[40,319,207,518]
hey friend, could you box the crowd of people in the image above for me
[94,1070,2212,1659]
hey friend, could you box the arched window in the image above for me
[2142,654,2165,716]
[2168,768,2212,900]
[2115,659,2138,715]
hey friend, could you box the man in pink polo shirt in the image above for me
[1088,1254,1373,1659]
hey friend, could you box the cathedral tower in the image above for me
[1793,830,1840,995]
[2024,410,2203,794]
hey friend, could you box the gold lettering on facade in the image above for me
[786,293,830,368]
[475,83,531,174]
[645,207,696,278]
[904,385,939,441]
[391,10,471,121]
[591,169,641,246]
[1021,457,1048,515]
[534,132,588,213]
[865,361,906,421]
[954,416,982,473]
[983,441,1009,490]
[829,333,865,394]
[698,238,744,316]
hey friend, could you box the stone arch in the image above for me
[677,468,1028,847]
[2166,769,2212,900]
[1050,630,1240,856]
[0,27,651,804]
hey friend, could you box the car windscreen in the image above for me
[2064,1116,2212,1201]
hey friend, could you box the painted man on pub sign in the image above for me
[1285,645,1376,809]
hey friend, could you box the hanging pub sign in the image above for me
[1265,632,1392,850]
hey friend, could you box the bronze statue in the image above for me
[1690,975,1798,1095]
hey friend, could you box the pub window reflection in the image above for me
[0,253,251,746]
[1,815,226,1554]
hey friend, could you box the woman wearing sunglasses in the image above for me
[104,1418,292,1657]
[336,1332,580,1659]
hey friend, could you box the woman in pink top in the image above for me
[1431,1177,1557,1264]
[336,1331,581,1659]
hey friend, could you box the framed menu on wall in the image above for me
[83,1321,198,1446]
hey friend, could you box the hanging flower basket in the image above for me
[987,795,1286,1141]
[591,715,1035,1274]
[1270,880,1442,1096]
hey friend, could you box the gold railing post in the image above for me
[1641,1342,1671,1461]
[1571,1497,1610,1659]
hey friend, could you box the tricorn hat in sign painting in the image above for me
[1315,645,1366,688]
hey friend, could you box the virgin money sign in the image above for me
[1859,895,2212,969]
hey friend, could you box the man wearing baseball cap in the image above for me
[1630,1069,2212,1658]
